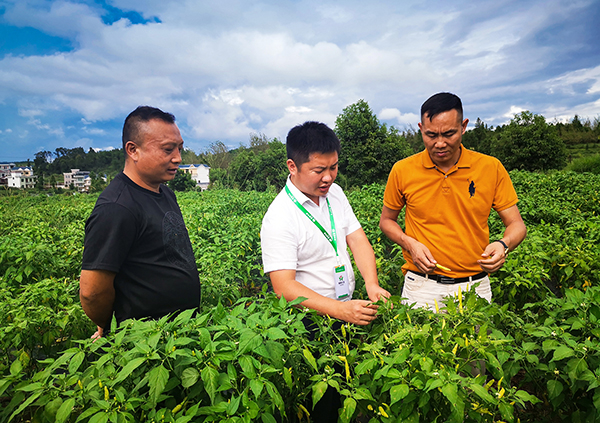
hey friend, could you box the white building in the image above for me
[0,163,15,186]
[0,163,14,178]
[8,166,36,189]
[63,169,90,192]
[179,164,210,190]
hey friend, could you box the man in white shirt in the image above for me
[261,121,390,325]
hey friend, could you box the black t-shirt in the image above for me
[82,172,200,324]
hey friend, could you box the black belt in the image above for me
[409,271,488,285]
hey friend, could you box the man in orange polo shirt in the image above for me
[379,92,527,310]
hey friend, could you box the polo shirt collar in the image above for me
[421,146,472,171]
[285,175,327,207]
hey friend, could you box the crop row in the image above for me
[1,170,599,422]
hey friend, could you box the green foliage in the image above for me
[0,194,95,287]
[0,278,94,381]
[0,295,313,423]
[177,189,275,305]
[227,140,288,191]
[335,99,413,187]
[168,170,197,192]
[402,125,424,155]
[181,148,206,166]
[203,141,233,170]
[492,111,567,171]
[462,118,493,155]
[208,135,288,192]
[34,147,125,179]
[516,286,600,421]
[489,170,600,309]
[3,170,600,422]
[312,290,544,423]
[567,153,600,174]
[88,172,107,193]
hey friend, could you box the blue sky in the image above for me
[0,0,599,162]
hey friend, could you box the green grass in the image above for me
[567,153,600,174]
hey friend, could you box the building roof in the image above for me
[179,164,210,169]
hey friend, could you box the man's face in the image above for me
[128,119,183,191]
[288,151,338,204]
[418,109,468,171]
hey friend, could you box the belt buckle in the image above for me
[437,275,456,285]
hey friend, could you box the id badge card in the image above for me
[333,265,350,300]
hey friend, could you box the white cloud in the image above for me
[315,4,353,24]
[18,109,44,118]
[84,128,106,135]
[17,107,65,137]
[545,65,600,95]
[503,106,527,119]
[0,0,599,159]
[285,106,313,114]
[379,108,420,126]
[543,97,600,123]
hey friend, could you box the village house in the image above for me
[7,166,36,189]
[0,163,15,186]
[179,164,210,190]
[61,169,91,192]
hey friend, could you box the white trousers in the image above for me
[401,271,492,311]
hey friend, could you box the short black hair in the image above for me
[122,106,176,153]
[286,121,341,168]
[421,92,463,122]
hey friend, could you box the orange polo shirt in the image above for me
[383,148,518,278]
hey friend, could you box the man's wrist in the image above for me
[494,239,509,256]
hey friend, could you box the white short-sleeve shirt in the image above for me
[261,177,362,300]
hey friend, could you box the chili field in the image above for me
[1,170,600,422]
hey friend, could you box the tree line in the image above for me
[29,100,600,192]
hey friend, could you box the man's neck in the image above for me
[123,164,161,193]
[289,176,320,206]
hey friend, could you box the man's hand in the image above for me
[338,300,379,325]
[478,205,527,273]
[380,205,438,274]
[366,284,391,303]
[346,227,390,303]
[270,270,381,325]
[405,237,438,273]
[478,242,507,273]
[91,326,104,342]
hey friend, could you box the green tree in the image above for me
[89,172,107,193]
[227,138,287,191]
[168,170,197,191]
[462,117,494,155]
[181,148,206,165]
[48,174,57,189]
[35,173,45,191]
[492,111,567,171]
[34,150,52,175]
[403,124,423,154]
[204,141,233,170]
[335,99,413,187]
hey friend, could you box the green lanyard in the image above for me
[285,185,338,257]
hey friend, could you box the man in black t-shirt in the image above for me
[80,106,200,339]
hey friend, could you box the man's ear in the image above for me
[125,141,139,162]
[287,159,297,175]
